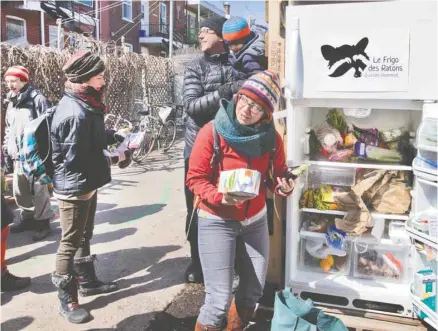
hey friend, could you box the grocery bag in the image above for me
[271,288,348,331]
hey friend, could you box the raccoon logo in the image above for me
[321,37,370,78]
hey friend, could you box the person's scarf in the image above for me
[214,98,275,158]
[64,80,107,113]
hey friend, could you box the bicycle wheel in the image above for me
[158,120,177,152]
[132,133,155,163]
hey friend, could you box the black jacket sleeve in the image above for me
[183,63,223,122]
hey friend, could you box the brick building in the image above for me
[1,0,225,56]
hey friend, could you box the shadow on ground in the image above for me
[0,316,34,331]
[2,245,187,310]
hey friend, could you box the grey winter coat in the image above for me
[3,85,49,160]
[183,52,242,158]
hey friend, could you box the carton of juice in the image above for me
[218,169,261,197]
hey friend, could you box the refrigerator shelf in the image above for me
[301,208,410,221]
[411,293,438,330]
[406,225,438,250]
[308,161,412,171]
[300,229,398,246]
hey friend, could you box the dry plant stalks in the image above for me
[1,34,174,121]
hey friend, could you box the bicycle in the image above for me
[131,104,177,164]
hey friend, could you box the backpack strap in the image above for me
[266,142,276,186]
[209,120,222,182]
[29,90,40,119]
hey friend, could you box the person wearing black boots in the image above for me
[183,16,243,284]
[50,51,131,324]
[1,155,31,292]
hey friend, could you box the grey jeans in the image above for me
[197,211,269,327]
[13,162,52,221]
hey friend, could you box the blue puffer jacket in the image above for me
[50,92,115,196]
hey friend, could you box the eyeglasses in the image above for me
[198,28,216,37]
[238,94,263,114]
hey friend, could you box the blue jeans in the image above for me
[197,211,269,327]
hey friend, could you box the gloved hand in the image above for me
[118,149,132,169]
[105,129,117,146]
[217,83,234,100]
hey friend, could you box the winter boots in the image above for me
[226,299,255,331]
[1,270,31,291]
[51,273,90,324]
[73,255,118,297]
[32,219,51,241]
[194,321,222,331]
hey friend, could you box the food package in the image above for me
[353,126,379,146]
[328,149,355,162]
[380,128,405,143]
[315,122,343,154]
[126,132,146,149]
[218,169,261,197]
[413,269,436,317]
[355,142,403,163]
[356,249,403,280]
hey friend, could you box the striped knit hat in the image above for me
[223,17,251,43]
[238,71,281,114]
[4,65,29,82]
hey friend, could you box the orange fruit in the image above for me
[320,259,332,272]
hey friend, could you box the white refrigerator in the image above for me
[283,0,437,327]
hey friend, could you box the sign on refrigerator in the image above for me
[310,29,410,92]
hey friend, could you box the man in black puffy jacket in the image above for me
[183,16,243,283]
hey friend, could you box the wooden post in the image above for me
[266,0,286,287]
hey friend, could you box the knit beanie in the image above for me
[4,66,29,82]
[223,17,251,43]
[200,16,227,37]
[62,51,105,83]
[238,71,281,114]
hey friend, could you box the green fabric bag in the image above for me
[270,288,348,331]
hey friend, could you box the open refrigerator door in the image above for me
[284,0,437,321]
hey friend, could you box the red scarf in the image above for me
[64,80,107,113]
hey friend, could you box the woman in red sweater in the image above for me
[187,71,294,331]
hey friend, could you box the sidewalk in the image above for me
[1,139,190,331]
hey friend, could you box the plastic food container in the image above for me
[353,243,410,283]
[308,165,356,187]
[300,233,352,276]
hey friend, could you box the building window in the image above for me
[123,43,134,52]
[49,25,64,49]
[6,16,27,45]
[75,0,93,6]
[122,0,133,21]
[159,2,167,33]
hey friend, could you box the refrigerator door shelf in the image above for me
[411,293,438,330]
[406,226,438,250]
[289,270,412,317]
[301,208,410,221]
[308,160,412,172]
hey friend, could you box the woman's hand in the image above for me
[277,177,295,194]
[221,193,255,206]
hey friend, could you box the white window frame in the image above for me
[123,42,134,52]
[49,25,64,49]
[5,16,27,45]
[122,0,133,22]
[159,2,167,33]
